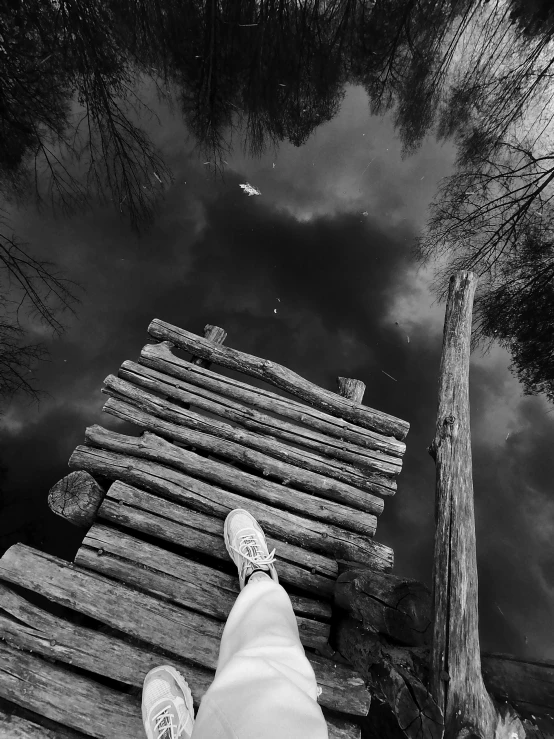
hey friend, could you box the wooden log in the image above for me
[47,471,104,528]
[69,445,394,570]
[321,709,362,739]
[0,640,144,739]
[0,581,214,702]
[76,542,328,652]
[145,324,410,441]
[0,543,223,670]
[102,386,392,512]
[99,480,338,593]
[0,708,87,739]
[337,377,366,404]
[0,546,369,718]
[84,424,379,535]
[481,653,554,716]
[114,363,400,488]
[189,324,227,368]
[335,615,444,739]
[75,523,331,649]
[429,272,523,739]
[140,341,405,458]
[334,564,432,648]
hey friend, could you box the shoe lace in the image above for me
[154,706,190,739]
[231,529,276,574]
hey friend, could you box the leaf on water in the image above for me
[239,183,261,196]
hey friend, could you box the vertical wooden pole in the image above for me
[190,325,227,368]
[428,272,522,739]
[337,377,366,404]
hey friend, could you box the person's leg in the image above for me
[191,568,328,739]
[191,510,328,739]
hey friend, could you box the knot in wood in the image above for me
[311,568,316,574]
[445,415,455,425]
[50,640,56,647]
[440,670,450,682]
[97,549,104,556]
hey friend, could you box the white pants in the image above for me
[191,573,329,739]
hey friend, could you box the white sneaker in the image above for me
[224,509,279,591]
[142,665,194,739]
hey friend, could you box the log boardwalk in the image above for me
[0,321,409,739]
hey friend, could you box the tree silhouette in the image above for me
[474,221,554,403]
[3,0,554,406]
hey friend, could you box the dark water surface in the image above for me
[1,0,553,662]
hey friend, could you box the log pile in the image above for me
[2,294,547,739]
[3,321,414,739]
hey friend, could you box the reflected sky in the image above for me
[1,82,553,661]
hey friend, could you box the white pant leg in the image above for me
[191,575,329,739]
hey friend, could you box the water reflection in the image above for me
[1,0,554,406]
[1,0,554,662]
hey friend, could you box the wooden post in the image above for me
[429,272,524,739]
[190,325,227,368]
[337,377,366,404]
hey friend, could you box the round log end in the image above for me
[48,470,105,528]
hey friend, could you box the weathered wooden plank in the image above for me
[140,340,407,456]
[75,545,327,651]
[335,563,432,647]
[308,652,370,717]
[75,523,331,648]
[101,389,391,512]
[99,481,337,596]
[0,709,87,739]
[48,470,105,528]
[0,547,369,717]
[0,581,214,701]
[322,708,362,739]
[117,360,401,486]
[0,544,222,671]
[84,425,379,535]
[429,272,522,739]
[148,320,410,439]
[481,653,554,716]
[189,324,227,369]
[0,640,144,739]
[69,446,394,570]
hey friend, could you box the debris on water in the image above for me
[273,163,276,168]
[153,172,162,184]
[278,83,286,87]
[239,183,261,196]
[274,309,278,314]
[362,211,368,216]
[406,335,410,343]
[276,298,281,302]
[382,370,397,382]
